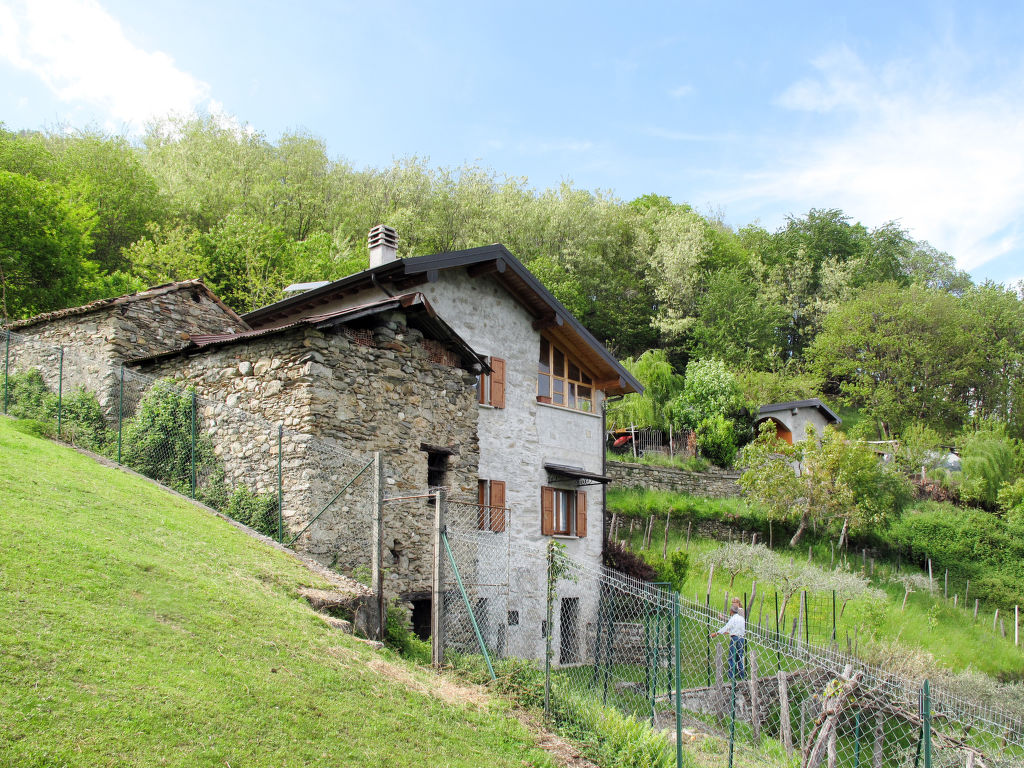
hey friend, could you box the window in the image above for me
[427,450,448,488]
[537,338,594,412]
[540,486,587,538]
[476,479,507,532]
[478,357,506,408]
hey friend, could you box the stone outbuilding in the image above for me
[3,280,248,415]
[755,398,841,444]
[128,292,485,599]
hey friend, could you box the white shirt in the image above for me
[718,613,746,638]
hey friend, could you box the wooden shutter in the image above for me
[540,486,554,535]
[489,480,506,532]
[575,490,588,538]
[477,480,488,530]
[490,357,506,409]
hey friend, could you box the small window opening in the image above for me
[410,598,432,640]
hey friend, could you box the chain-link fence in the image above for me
[1,329,377,586]
[438,511,1024,768]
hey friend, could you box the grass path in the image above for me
[0,418,556,768]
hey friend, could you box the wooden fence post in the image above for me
[748,648,760,739]
[779,671,792,755]
[872,710,884,768]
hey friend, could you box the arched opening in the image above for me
[756,416,793,445]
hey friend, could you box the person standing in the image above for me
[711,597,746,680]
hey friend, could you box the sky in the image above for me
[1,0,1022,286]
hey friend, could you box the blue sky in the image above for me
[2,0,1023,286]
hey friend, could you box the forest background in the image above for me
[2,116,1023,447]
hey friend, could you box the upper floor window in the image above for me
[478,357,506,408]
[537,337,594,412]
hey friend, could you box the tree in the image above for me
[738,422,910,547]
[808,282,975,435]
[605,349,684,430]
[0,170,96,320]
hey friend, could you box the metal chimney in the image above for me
[368,224,398,267]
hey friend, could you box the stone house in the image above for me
[127,292,486,601]
[243,226,643,661]
[3,280,248,415]
[755,398,841,444]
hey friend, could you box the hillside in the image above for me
[0,418,558,768]
[606,488,1024,682]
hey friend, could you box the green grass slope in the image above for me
[0,419,554,768]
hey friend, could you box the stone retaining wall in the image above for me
[606,460,742,498]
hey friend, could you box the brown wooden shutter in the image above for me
[477,480,488,530]
[490,357,506,409]
[489,480,506,533]
[575,490,588,538]
[541,486,554,535]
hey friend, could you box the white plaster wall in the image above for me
[770,408,834,443]
[262,269,609,661]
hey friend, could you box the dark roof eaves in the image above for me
[758,398,841,424]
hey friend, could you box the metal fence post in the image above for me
[189,390,197,498]
[56,347,64,437]
[544,542,554,718]
[673,595,683,768]
[116,365,124,463]
[832,589,837,643]
[2,329,9,414]
[276,423,284,544]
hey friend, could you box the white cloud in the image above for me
[716,44,1024,273]
[669,84,694,99]
[0,0,211,128]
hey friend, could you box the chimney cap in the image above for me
[368,224,398,250]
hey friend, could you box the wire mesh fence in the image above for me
[1,328,377,584]
[438,511,1024,768]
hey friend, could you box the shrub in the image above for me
[649,549,689,592]
[603,540,656,581]
[696,414,738,468]
[122,379,217,495]
[4,369,110,450]
[4,368,53,420]
[226,485,279,537]
[384,601,431,665]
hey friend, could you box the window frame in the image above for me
[477,478,507,532]
[537,337,596,413]
[478,356,506,408]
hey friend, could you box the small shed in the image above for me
[755,398,841,444]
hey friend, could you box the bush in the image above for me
[603,540,656,581]
[226,485,279,537]
[384,601,431,665]
[648,549,690,592]
[122,379,217,495]
[696,414,738,467]
[4,369,110,450]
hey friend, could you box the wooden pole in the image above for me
[928,559,933,590]
[872,710,884,768]
[609,512,617,543]
[706,564,715,603]
[1016,605,1019,647]
[748,648,760,739]
[686,521,692,550]
[993,609,999,632]
[974,598,979,619]
[944,569,948,599]
[778,671,792,755]
[663,512,670,559]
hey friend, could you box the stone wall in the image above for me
[5,283,247,415]
[133,316,480,598]
[606,460,742,498]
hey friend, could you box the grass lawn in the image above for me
[609,511,1024,680]
[0,418,556,768]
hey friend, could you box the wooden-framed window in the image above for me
[477,479,507,532]
[540,486,587,538]
[537,338,594,412]
[478,357,506,408]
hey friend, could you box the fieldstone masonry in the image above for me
[606,460,742,498]
[4,281,247,415]
[132,314,480,599]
